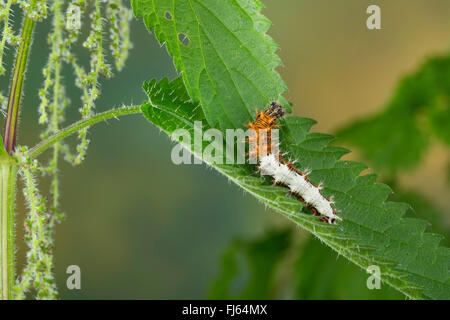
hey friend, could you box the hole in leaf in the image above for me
[178,33,190,46]
[165,11,172,20]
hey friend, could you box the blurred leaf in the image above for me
[428,95,450,145]
[140,77,450,299]
[294,237,403,299]
[447,161,450,186]
[336,55,450,175]
[209,230,404,300]
[208,229,291,299]
[132,0,289,130]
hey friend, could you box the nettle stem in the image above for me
[0,15,36,300]
[0,159,18,300]
[3,16,35,154]
[29,105,142,159]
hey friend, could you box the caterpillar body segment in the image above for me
[247,103,341,224]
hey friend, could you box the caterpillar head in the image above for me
[266,102,285,120]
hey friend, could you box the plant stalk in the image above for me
[29,105,142,159]
[3,16,35,154]
[0,160,18,300]
[1,14,36,300]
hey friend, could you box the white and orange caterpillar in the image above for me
[247,102,341,224]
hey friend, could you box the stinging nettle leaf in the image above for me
[132,0,289,130]
[140,77,450,300]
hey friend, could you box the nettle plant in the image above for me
[0,0,448,300]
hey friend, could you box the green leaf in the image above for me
[389,189,450,247]
[336,55,450,175]
[208,187,449,299]
[140,77,450,300]
[132,0,288,130]
[208,229,291,299]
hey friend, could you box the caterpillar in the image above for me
[247,102,341,224]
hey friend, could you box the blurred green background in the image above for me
[2,0,449,299]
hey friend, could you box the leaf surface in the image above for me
[132,0,288,130]
[140,77,450,300]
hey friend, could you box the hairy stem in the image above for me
[1,13,36,300]
[3,16,35,154]
[0,160,18,300]
[29,105,142,159]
